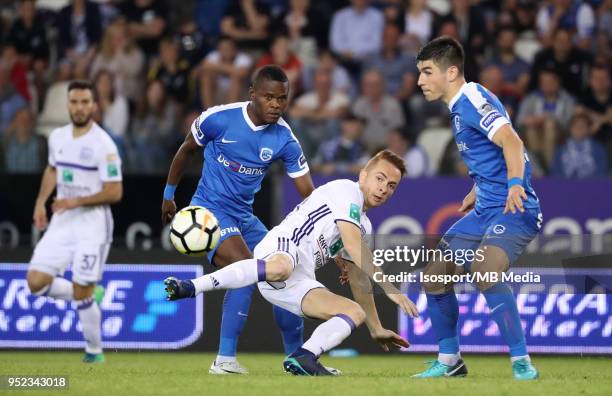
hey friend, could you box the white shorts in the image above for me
[29,212,111,285]
[254,230,325,317]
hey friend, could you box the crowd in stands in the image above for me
[0,0,610,178]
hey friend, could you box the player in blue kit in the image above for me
[161,66,316,374]
[413,37,542,380]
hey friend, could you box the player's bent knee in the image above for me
[265,254,293,282]
[26,271,51,295]
[73,283,94,300]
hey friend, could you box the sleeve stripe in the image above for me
[487,117,510,141]
[190,123,204,146]
[287,165,309,178]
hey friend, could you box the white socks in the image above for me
[511,355,531,363]
[34,277,74,300]
[215,355,236,364]
[302,314,356,357]
[438,353,461,366]
[77,298,102,354]
[191,259,267,294]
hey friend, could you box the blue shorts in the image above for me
[441,206,542,268]
[190,198,268,266]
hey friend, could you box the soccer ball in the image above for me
[169,206,220,256]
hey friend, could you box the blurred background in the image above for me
[0,0,610,355]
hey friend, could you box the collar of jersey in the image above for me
[242,102,270,131]
[447,82,468,111]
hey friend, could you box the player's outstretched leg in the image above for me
[164,258,269,300]
[209,286,256,375]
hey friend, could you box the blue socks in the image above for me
[217,284,304,358]
[483,282,528,357]
[272,305,304,355]
[426,292,460,355]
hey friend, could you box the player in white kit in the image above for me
[165,150,419,375]
[26,80,123,363]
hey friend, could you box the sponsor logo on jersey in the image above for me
[298,153,307,168]
[259,147,273,162]
[453,115,461,131]
[220,226,240,237]
[62,169,73,183]
[107,153,118,162]
[457,141,469,152]
[194,116,204,141]
[217,154,265,176]
[480,110,503,130]
[329,238,344,257]
[314,234,330,269]
[349,203,361,222]
[221,137,237,144]
[107,163,119,177]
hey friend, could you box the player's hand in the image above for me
[370,327,410,351]
[162,199,177,225]
[33,203,48,231]
[504,185,527,214]
[387,293,419,318]
[458,189,476,214]
[335,256,350,285]
[52,198,80,213]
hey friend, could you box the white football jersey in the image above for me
[275,179,372,272]
[47,122,122,242]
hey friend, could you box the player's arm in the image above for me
[491,124,528,214]
[337,221,418,317]
[162,132,201,224]
[52,181,122,214]
[459,183,476,214]
[292,173,315,199]
[33,165,57,231]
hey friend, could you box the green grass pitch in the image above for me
[1,352,610,396]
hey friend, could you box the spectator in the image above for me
[486,25,530,99]
[176,16,206,68]
[352,69,405,151]
[90,19,145,105]
[438,138,468,176]
[552,113,608,177]
[220,0,272,52]
[435,18,479,82]
[302,49,353,96]
[6,0,48,109]
[195,0,230,42]
[517,68,576,169]
[329,0,384,77]
[58,0,102,76]
[7,0,49,65]
[1,46,30,103]
[0,63,27,136]
[289,69,350,157]
[438,0,487,56]
[536,0,596,49]
[2,107,44,174]
[148,37,191,105]
[401,0,435,54]
[596,0,612,64]
[93,69,129,138]
[256,34,303,94]
[479,65,519,118]
[120,0,168,59]
[364,24,418,101]
[387,128,431,178]
[272,0,328,65]
[128,79,177,173]
[498,0,539,36]
[529,28,593,98]
[311,113,369,175]
[199,36,252,109]
[577,65,612,142]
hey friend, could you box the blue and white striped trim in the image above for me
[55,161,98,171]
[291,204,332,246]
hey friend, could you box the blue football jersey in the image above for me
[190,101,309,216]
[448,82,539,210]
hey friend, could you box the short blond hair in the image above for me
[365,149,407,177]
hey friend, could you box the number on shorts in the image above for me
[80,254,97,271]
